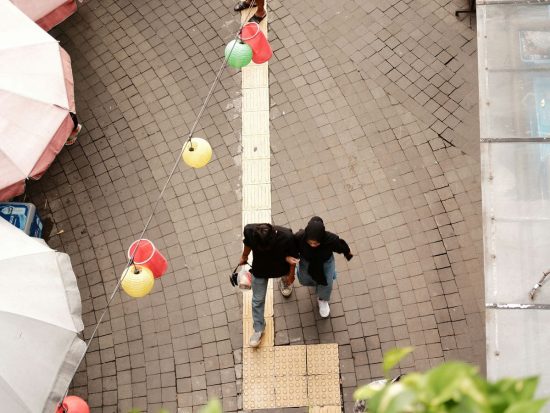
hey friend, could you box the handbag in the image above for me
[229,263,252,289]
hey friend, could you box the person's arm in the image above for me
[329,232,353,261]
[240,224,254,265]
[240,245,251,265]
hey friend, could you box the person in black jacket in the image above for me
[239,223,298,347]
[294,216,353,318]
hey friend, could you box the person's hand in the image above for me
[286,256,299,265]
[239,256,248,266]
[345,252,354,261]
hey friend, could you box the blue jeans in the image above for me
[296,255,336,301]
[252,276,269,333]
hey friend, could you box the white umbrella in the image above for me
[0,218,86,412]
[0,1,76,201]
[9,0,77,31]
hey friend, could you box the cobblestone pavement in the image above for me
[25,0,483,411]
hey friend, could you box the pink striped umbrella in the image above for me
[0,2,76,201]
[10,0,77,32]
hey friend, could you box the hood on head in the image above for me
[305,216,325,242]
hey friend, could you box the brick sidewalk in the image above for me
[25,0,483,411]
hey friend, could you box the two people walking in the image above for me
[239,217,353,348]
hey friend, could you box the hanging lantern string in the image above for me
[57,2,258,407]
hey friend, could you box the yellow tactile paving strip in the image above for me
[239,7,341,410]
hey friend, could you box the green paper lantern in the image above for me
[225,40,253,69]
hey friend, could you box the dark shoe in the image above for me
[234,1,252,11]
[248,13,266,23]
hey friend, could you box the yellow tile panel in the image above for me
[308,374,341,406]
[243,375,275,410]
[275,375,308,407]
[307,343,340,375]
[309,406,342,413]
[274,345,307,376]
[243,347,274,377]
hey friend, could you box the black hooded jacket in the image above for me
[294,217,352,285]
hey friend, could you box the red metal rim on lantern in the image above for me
[128,239,156,265]
[240,22,260,41]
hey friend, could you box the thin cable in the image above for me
[58,1,259,406]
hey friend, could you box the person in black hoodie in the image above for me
[294,216,353,317]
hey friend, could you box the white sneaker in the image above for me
[249,330,263,348]
[318,299,330,318]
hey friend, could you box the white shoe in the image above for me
[249,330,263,348]
[318,299,330,318]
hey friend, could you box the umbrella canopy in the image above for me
[0,219,86,412]
[10,0,77,31]
[0,1,76,201]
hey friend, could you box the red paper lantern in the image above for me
[127,239,168,278]
[240,22,272,64]
[56,396,90,413]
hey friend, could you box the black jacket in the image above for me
[243,224,298,278]
[294,217,352,285]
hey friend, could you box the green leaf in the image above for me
[383,347,414,376]
[128,409,141,413]
[157,409,170,413]
[200,399,223,413]
[354,379,387,401]
[375,382,415,413]
[503,399,548,413]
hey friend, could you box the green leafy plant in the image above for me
[354,348,548,413]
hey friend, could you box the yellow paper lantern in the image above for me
[182,137,212,168]
[121,265,154,298]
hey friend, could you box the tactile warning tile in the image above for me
[308,374,341,406]
[309,406,342,413]
[242,280,273,318]
[242,88,269,112]
[274,345,306,376]
[242,64,269,89]
[307,344,339,375]
[243,158,270,184]
[242,184,271,209]
[243,375,275,410]
[242,110,270,135]
[242,134,270,159]
[243,316,274,348]
[275,375,308,407]
[243,347,274,377]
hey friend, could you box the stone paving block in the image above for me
[307,344,340,375]
[274,345,307,376]
[308,374,341,406]
[243,316,274,348]
[275,375,308,407]
[243,347,274,377]
[243,375,275,410]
